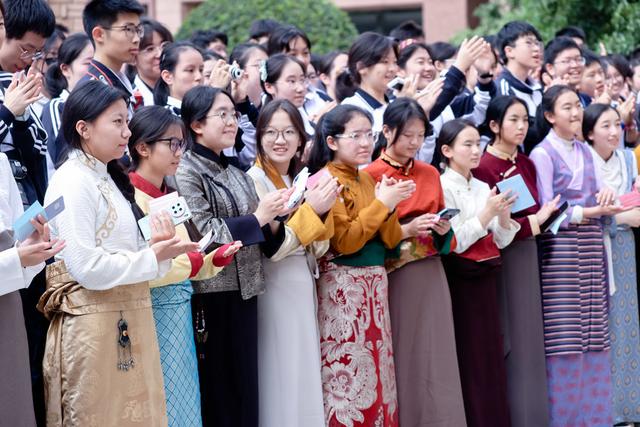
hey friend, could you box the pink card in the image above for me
[307,168,330,189]
[620,191,640,207]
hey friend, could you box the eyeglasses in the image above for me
[554,56,586,67]
[155,137,187,154]
[334,130,379,144]
[519,38,543,50]
[263,127,299,143]
[207,110,241,124]
[104,24,144,39]
[19,46,44,61]
[141,41,170,56]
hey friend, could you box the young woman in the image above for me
[318,51,348,102]
[229,43,268,109]
[175,85,292,427]
[338,32,399,133]
[365,98,467,426]
[307,104,416,427]
[38,80,196,426]
[438,119,519,427]
[261,54,315,136]
[128,105,241,427]
[247,99,339,427]
[41,33,93,169]
[0,153,64,427]
[474,96,558,427]
[529,85,622,426]
[134,18,173,106]
[583,103,640,426]
[154,42,204,116]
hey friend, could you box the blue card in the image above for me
[13,196,66,241]
[496,174,536,214]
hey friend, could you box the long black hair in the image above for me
[482,95,529,144]
[61,80,143,219]
[153,41,202,106]
[307,104,373,173]
[535,85,576,140]
[335,32,398,100]
[260,53,306,104]
[128,106,186,170]
[373,96,431,160]
[181,85,236,146]
[255,99,308,178]
[44,33,92,98]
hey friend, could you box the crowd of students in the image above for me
[3,0,640,426]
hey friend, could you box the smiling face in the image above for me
[606,64,625,99]
[260,109,302,172]
[384,117,426,164]
[400,46,436,90]
[79,99,131,164]
[441,126,482,175]
[546,47,584,88]
[192,94,238,154]
[545,90,583,140]
[136,31,165,83]
[265,61,307,108]
[588,108,621,158]
[0,30,47,72]
[359,48,398,95]
[327,113,375,167]
[135,123,185,178]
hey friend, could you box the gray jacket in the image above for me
[175,145,266,299]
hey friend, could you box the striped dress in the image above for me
[530,132,612,426]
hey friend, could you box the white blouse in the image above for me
[589,146,637,196]
[45,150,170,290]
[441,167,520,253]
[0,153,44,296]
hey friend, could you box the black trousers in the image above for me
[192,290,258,427]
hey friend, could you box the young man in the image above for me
[191,29,228,59]
[580,49,607,103]
[496,20,544,153]
[543,36,590,106]
[81,0,145,111]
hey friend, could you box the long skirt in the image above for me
[498,239,549,427]
[258,252,325,427]
[538,222,612,426]
[608,228,640,423]
[192,290,258,427]
[317,262,398,427]
[39,261,168,427]
[0,291,36,427]
[150,282,201,427]
[387,256,466,427]
[441,255,510,427]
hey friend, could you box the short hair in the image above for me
[249,19,281,41]
[55,23,70,34]
[582,49,603,69]
[83,0,145,43]
[544,36,581,68]
[190,29,228,50]
[389,20,423,42]
[555,25,586,42]
[496,21,542,64]
[4,0,55,40]
[429,42,457,62]
[139,18,173,51]
[267,25,311,56]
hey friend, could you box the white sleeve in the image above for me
[50,179,161,290]
[0,244,44,296]
[443,186,488,254]
[489,217,520,249]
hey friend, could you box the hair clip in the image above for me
[259,60,268,82]
[399,38,418,51]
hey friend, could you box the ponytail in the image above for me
[154,41,201,106]
[44,32,92,98]
[44,61,67,99]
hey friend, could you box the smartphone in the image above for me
[437,207,460,221]
[540,201,569,232]
[387,76,405,92]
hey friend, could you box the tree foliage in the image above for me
[458,0,640,54]
[177,0,359,54]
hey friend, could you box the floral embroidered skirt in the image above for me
[317,262,398,427]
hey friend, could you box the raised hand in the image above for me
[305,174,341,216]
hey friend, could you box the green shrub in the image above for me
[176,0,359,54]
[456,0,640,55]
